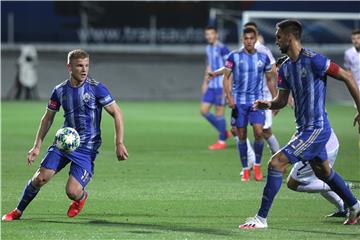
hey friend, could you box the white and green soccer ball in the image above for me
[54,127,80,152]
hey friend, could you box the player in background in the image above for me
[243,22,280,156]
[223,27,277,182]
[344,29,360,91]
[201,26,231,150]
[240,19,360,229]
[2,49,128,221]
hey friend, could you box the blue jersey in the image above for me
[47,78,115,153]
[225,49,272,105]
[278,48,331,130]
[206,42,230,89]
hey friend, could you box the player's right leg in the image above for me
[233,104,251,181]
[2,168,55,221]
[239,151,290,229]
[2,149,69,221]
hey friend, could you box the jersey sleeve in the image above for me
[220,46,231,61]
[47,88,61,112]
[266,48,276,65]
[95,83,115,107]
[277,66,290,90]
[311,53,330,78]
[264,55,272,72]
[343,51,351,70]
[224,52,235,72]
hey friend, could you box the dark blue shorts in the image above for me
[281,127,331,164]
[231,104,265,128]
[40,146,96,188]
[202,88,225,106]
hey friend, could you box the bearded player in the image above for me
[240,19,360,229]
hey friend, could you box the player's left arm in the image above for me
[265,67,278,99]
[326,62,360,132]
[104,102,129,161]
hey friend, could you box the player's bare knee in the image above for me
[66,186,82,201]
[268,152,287,172]
[32,174,50,187]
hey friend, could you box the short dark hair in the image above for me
[244,22,258,29]
[352,29,360,35]
[276,19,303,40]
[205,26,217,32]
[243,27,257,36]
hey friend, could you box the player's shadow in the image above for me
[29,217,232,237]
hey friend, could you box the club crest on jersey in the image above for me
[257,60,264,68]
[82,92,91,103]
[301,68,307,78]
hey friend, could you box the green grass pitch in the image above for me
[1,101,359,240]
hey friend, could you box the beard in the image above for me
[279,43,289,54]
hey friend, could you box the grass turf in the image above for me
[1,101,359,240]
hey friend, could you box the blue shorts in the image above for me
[281,127,331,164]
[231,104,265,128]
[202,88,225,106]
[40,146,96,188]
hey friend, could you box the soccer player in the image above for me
[344,29,360,90]
[243,22,280,156]
[240,19,360,229]
[201,26,231,150]
[287,128,348,217]
[223,27,277,182]
[2,49,128,221]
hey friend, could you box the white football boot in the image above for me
[239,215,268,229]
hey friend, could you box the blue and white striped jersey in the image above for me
[278,48,331,130]
[206,42,230,89]
[225,49,272,105]
[48,78,115,153]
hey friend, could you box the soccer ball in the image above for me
[54,127,80,152]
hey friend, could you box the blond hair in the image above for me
[67,49,89,64]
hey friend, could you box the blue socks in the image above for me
[323,169,357,207]
[16,180,40,212]
[216,116,227,141]
[238,140,248,168]
[254,140,264,164]
[202,112,227,141]
[257,167,283,218]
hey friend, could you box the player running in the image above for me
[240,19,360,229]
[201,26,231,150]
[287,128,348,217]
[344,29,360,91]
[2,49,128,221]
[223,27,277,182]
